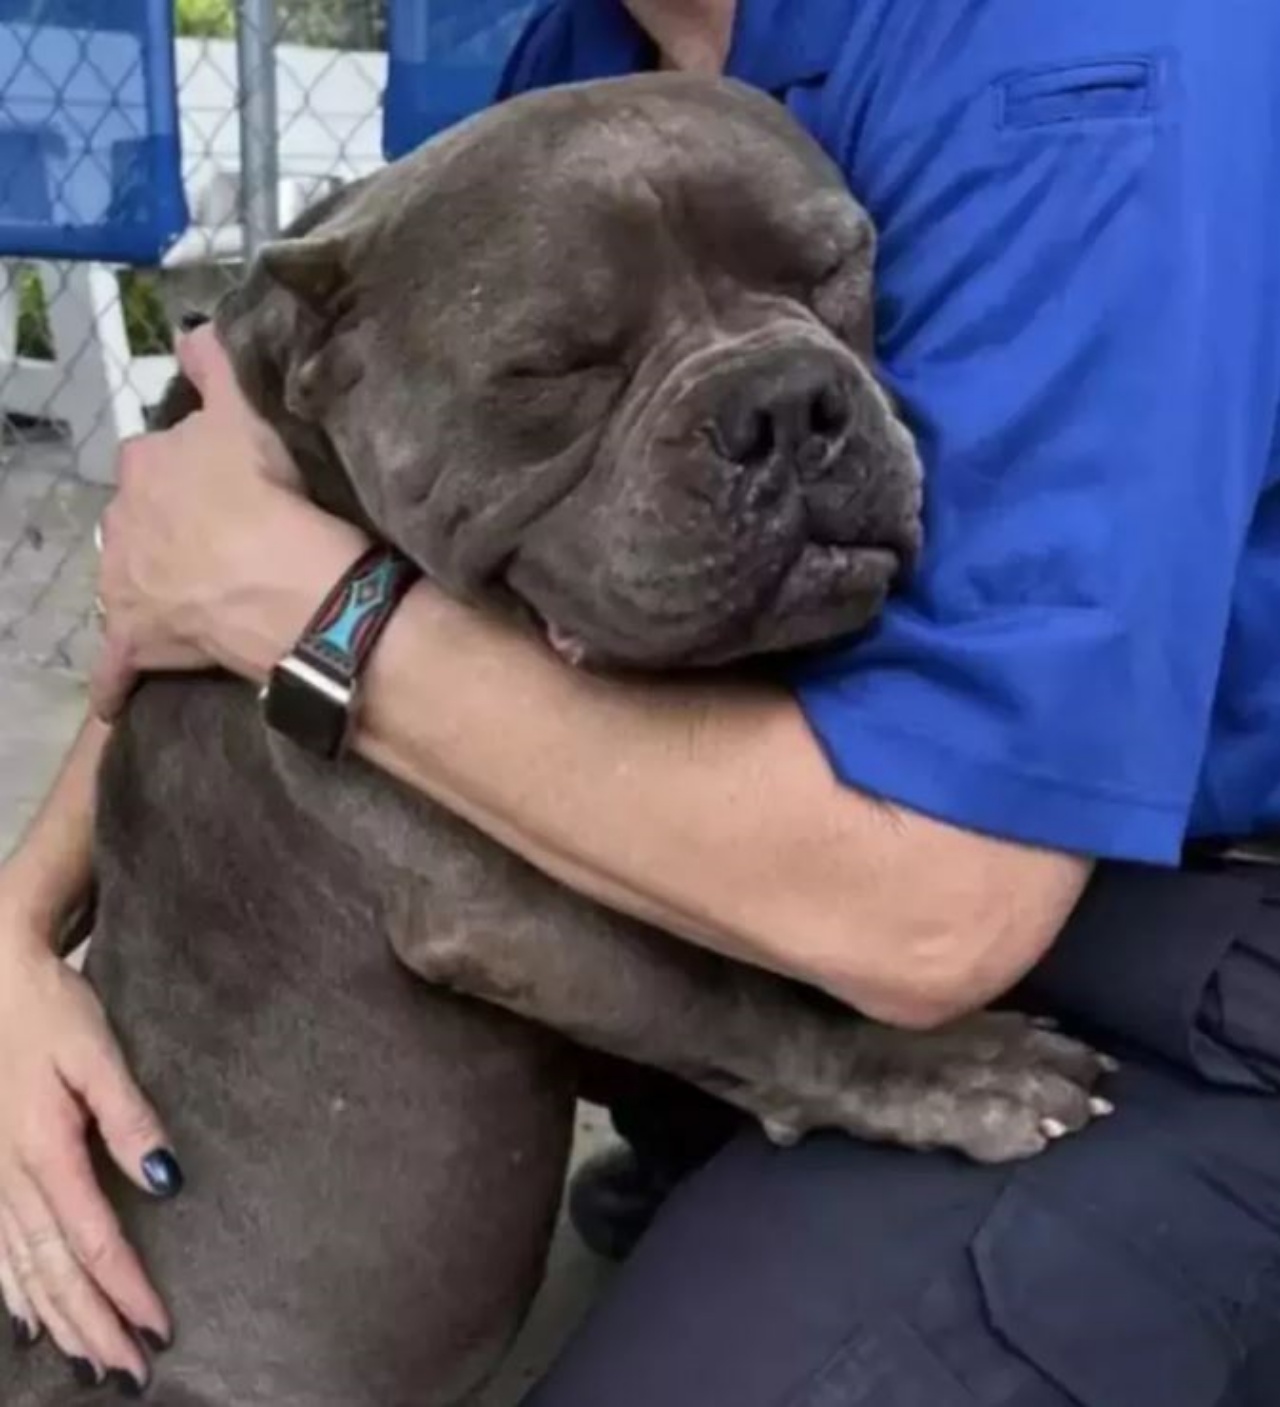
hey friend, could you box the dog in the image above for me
[5,74,1109,1407]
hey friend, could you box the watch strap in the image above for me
[292,543,421,688]
[262,543,420,759]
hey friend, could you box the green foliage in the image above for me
[276,0,385,49]
[15,268,52,360]
[174,0,235,39]
[119,272,173,356]
[15,268,171,360]
[173,0,384,46]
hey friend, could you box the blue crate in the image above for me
[0,0,187,263]
[383,0,538,159]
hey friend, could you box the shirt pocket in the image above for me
[997,59,1158,130]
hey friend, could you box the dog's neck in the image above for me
[623,0,735,74]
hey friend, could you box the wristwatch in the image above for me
[260,544,420,760]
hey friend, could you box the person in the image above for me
[1,0,1279,1399]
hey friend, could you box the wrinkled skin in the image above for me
[4,75,1109,1407]
[227,75,923,667]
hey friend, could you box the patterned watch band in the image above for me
[293,543,422,685]
[262,543,421,760]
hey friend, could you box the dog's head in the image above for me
[220,73,922,670]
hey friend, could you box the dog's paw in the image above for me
[757,1011,1117,1164]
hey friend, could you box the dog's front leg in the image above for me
[270,740,1114,1164]
[380,811,1114,1164]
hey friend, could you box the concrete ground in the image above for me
[0,433,615,1403]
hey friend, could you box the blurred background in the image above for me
[0,0,532,674]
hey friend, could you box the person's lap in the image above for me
[527,1050,1280,1407]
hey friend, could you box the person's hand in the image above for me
[91,325,362,720]
[0,897,177,1388]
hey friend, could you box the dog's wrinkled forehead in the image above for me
[291,74,873,348]
[229,72,915,668]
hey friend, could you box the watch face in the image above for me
[262,662,350,760]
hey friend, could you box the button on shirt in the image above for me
[496,0,1280,865]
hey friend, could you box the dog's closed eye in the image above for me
[498,347,625,384]
[503,359,612,381]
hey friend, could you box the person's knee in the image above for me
[955,1062,1280,1405]
[531,1061,1280,1407]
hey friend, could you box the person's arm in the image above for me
[0,717,107,949]
[363,591,1093,1028]
[150,490,1083,1031]
[94,17,1277,1030]
[94,334,1088,1031]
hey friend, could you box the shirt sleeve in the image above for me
[494,3,570,101]
[789,44,1280,864]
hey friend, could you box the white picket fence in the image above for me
[0,37,388,484]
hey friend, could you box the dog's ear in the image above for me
[257,232,351,315]
[252,230,368,423]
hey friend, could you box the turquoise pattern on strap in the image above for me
[296,546,420,681]
[314,557,404,669]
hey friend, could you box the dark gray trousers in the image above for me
[530,862,1280,1407]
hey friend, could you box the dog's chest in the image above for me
[96,671,583,996]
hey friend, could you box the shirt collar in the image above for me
[568,0,847,93]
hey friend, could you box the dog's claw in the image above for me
[738,1010,1115,1166]
[762,1118,802,1148]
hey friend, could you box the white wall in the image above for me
[175,37,388,200]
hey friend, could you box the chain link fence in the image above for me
[0,0,389,676]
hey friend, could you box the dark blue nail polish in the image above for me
[109,1369,145,1398]
[69,1356,100,1387]
[178,310,209,332]
[136,1327,169,1354]
[140,1150,184,1199]
[11,1314,34,1348]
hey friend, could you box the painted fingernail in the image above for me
[179,310,209,332]
[70,1356,101,1387]
[136,1326,169,1354]
[141,1150,185,1198]
[1040,1118,1069,1140]
[11,1314,35,1348]
[1100,1054,1121,1073]
[109,1368,146,1398]
[1090,1097,1116,1117]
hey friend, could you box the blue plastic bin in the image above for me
[0,0,187,262]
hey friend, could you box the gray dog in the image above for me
[5,74,1109,1407]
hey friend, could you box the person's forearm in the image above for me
[0,717,107,950]
[357,593,1088,1021]
[201,512,1088,1025]
[94,329,1088,1025]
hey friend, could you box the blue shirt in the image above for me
[496,0,1280,865]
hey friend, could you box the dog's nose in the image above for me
[709,364,851,479]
